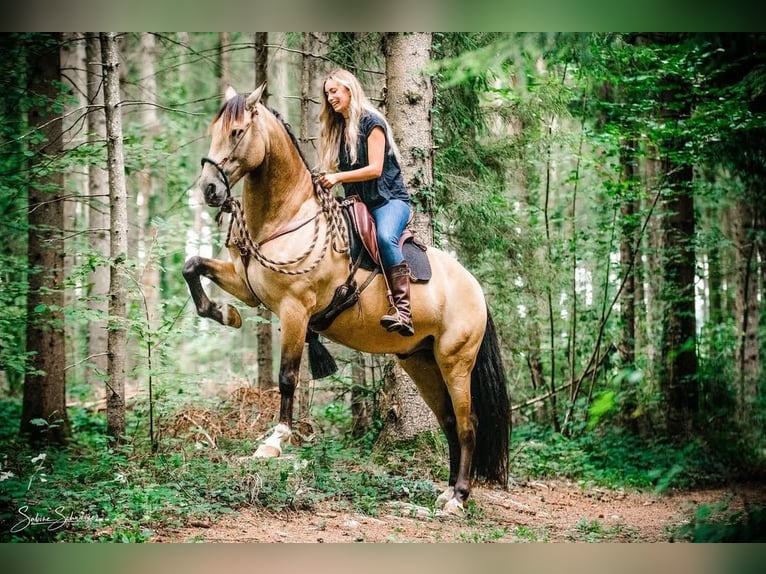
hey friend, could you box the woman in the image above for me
[317,69,414,337]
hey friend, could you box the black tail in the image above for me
[470,308,511,484]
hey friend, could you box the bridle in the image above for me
[199,111,349,278]
[199,113,255,206]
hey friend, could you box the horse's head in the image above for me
[198,83,268,207]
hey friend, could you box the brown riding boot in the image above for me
[380,262,415,337]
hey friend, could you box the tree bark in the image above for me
[378,32,438,442]
[218,32,231,95]
[137,33,161,332]
[60,33,87,386]
[101,32,129,443]
[657,73,699,435]
[85,34,110,390]
[21,33,70,445]
[253,33,275,390]
[733,191,760,422]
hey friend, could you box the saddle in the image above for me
[307,196,431,334]
[343,195,431,281]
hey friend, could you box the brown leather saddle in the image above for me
[307,196,431,334]
[343,195,431,281]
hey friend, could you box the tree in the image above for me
[377,32,438,443]
[254,32,274,390]
[85,34,109,389]
[21,33,70,445]
[100,32,129,443]
[647,35,700,436]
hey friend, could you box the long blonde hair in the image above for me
[318,69,401,173]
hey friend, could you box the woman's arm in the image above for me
[318,126,385,188]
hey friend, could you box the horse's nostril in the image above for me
[205,183,217,199]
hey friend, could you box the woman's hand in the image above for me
[318,172,341,188]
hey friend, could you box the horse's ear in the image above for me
[224,85,237,103]
[246,82,267,111]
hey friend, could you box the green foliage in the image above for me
[673,498,766,542]
[512,422,741,491]
[0,397,442,541]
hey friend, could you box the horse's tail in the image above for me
[470,308,511,485]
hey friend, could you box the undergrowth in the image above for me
[0,398,439,542]
[2,397,763,542]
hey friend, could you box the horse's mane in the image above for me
[212,94,311,171]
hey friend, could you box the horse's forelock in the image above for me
[209,94,246,136]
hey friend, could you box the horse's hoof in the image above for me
[223,304,242,329]
[443,497,464,515]
[253,444,281,458]
[435,486,455,508]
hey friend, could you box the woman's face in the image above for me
[324,78,351,117]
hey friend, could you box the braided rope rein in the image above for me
[219,178,349,276]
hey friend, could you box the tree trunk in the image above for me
[60,33,87,387]
[733,191,761,423]
[21,33,70,445]
[253,33,275,390]
[657,76,699,435]
[350,352,373,438]
[85,34,110,390]
[617,136,642,431]
[101,32,129,443]
[138,33,161,333]
[300,32,330,170]
[254,32,268,94]
[218,32,231,95]
[378,32,438,443]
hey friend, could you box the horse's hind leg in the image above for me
[398,351,463,511]
[183,255,260,327]
[433,333,484,513]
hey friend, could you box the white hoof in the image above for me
[253,423,292,458]
[435,486,455,508]
[443,497,464,515]
[253,444,281,458]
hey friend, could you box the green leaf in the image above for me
[587,391,615,430]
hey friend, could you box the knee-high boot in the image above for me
[380,262,415,337]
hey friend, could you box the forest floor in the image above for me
[152,477,765,543]
[136,384,765,543]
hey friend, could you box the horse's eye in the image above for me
[231,128,244,140]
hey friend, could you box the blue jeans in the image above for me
[371,199,410,269]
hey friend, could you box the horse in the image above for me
[183,84,511,514]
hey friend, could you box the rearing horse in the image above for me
[183,84,510,513]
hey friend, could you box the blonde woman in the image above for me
[317,69,414,337]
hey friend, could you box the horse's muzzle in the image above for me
[203,182,225,207]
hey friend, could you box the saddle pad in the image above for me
[403,240,431,282]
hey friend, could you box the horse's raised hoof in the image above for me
[222,303,242,328]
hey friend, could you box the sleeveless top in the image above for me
[339,111,409,210]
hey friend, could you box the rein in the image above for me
[214,176,349,276]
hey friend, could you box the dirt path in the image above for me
[153,479,764,543]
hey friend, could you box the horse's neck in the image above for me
[243,152,316,242]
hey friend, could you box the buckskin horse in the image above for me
[183,84,510,513]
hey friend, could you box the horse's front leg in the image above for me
[183,255,260,327]
[254,308,307,458]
